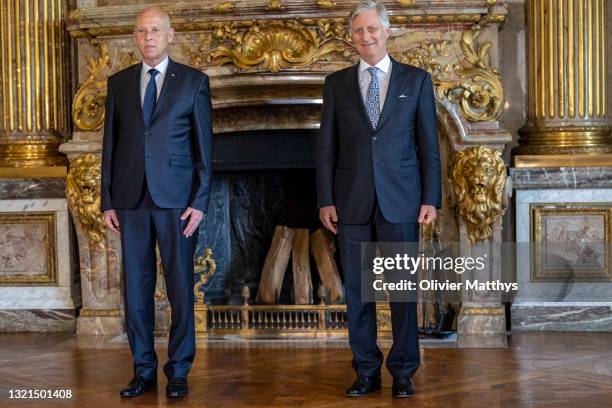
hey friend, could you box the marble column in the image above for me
[0,0,70,168]
[0,0,73,331]
[515,0,610,163]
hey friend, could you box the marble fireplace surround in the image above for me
[60,1,512,345]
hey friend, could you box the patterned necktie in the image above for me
[365,66,380,129]
[142,68,159,125]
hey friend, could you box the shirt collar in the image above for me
[142,56,169,77]
[359,54,391,75]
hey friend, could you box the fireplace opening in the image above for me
[199,130,344,306]
[213,129,318,171]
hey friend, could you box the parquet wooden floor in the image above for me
[1,332,611,407]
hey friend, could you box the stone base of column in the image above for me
[77,309,123,335]
[511,303,612,332]
[457,305,508,348]
[514,126,612,156]
[0,309,75,332]
[513,153,612,168]
[0,134,68,168]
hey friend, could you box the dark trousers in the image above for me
[338,200,419,379]
[117,184,199,380]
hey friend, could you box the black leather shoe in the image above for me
[392,377,416,398]
[119,376,157,398]
[166,377,188,398]
[346,376,381,397]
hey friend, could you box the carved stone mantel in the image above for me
[66,0,508,134]
[61,0,512,346]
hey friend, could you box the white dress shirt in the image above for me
[358,54,392,112]
[140,57,169,106]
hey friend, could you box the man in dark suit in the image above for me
[100,7,213,399]
[316,1,441,398]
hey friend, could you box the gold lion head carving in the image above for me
[66,154,105,249]
[452,146,506,243]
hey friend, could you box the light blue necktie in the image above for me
[365,66,380,129]
[142,68,159,125]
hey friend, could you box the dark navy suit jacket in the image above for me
[316,58,441,224]
[100,59,213,213]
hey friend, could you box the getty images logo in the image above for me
[372,253,487,275]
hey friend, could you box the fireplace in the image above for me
[64,1,512,343]
[195,129,339,306]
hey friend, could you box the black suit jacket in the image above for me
[100,59,213,213]
[316,58,441,224]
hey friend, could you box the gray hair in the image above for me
[348,1,390,31]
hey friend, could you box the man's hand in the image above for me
[103,209,120,234]
[418,205,437,225]
[181,207,204,238]
[319,205,338,235]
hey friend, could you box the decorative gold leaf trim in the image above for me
[393,39,453,84]
[194,248,217,303]
[266,0,285,11]
[72,41,138,131]
[462,306,504,315]
[316,0,338,10]
[395,0,417,7]
[452,146,506,243]
[206,20,348,72]
[436,24,504,122]
[72,40,111,131]
[0,212,58,286]
[66,153,105,250]
[213,2,235,14]
[69,14,505,38]
[80,308,120,317]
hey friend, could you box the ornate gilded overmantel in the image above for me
[64,0,509,137]
[67,1,505,34]
[61,0,512,343]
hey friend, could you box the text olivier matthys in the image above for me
[371,254,517,292]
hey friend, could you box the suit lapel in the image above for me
[343,64,375,132]
[150,58,178,123]
[131,63,145,126]
[375,57,407,131]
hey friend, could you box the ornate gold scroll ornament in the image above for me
[207,20,347,72]
[315,0,338,10]
[213,2,235,13]
[395,0,417,7]
[436,24,504,122]
[194,248,217,303]
[72,41,112,131]
[72,41,138,131]
[394,40,453,84]
[266,0,284,11]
